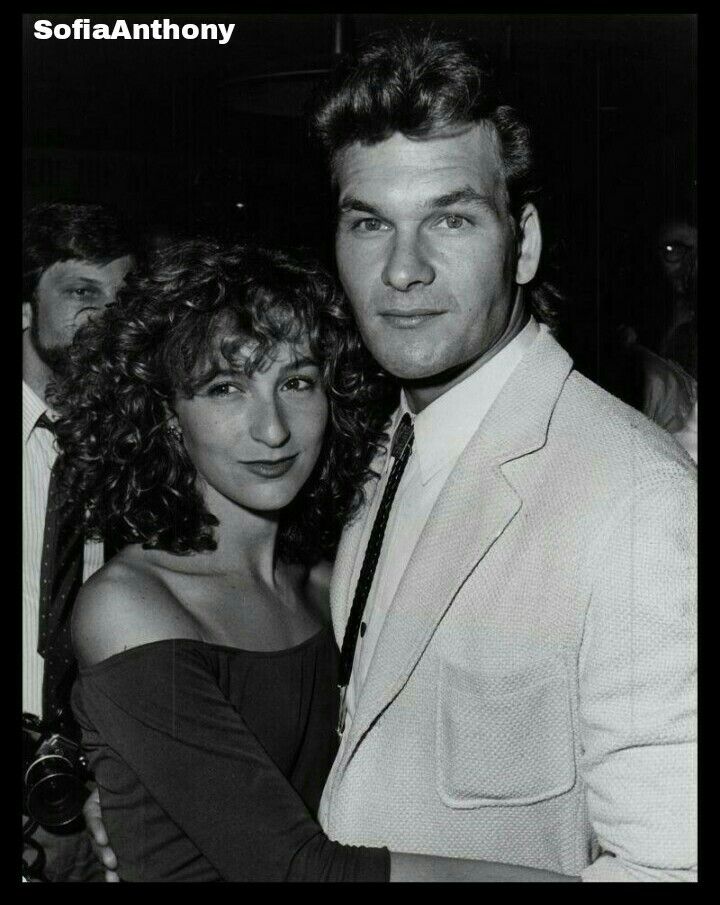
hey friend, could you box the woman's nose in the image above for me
[248,398,290,448]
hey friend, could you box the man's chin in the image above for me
[376,351,490,391]
[369,345,454,382]
[31,341,71,375]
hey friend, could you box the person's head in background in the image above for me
[626,192,697,372]
[311,28,560,410]
[23,202,135,402]
[658,216,697,304]
[656,203,697,376]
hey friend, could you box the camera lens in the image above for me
[25,754,86,827]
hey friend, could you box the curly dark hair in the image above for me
[310,27,562,329]
[49,240,396,565]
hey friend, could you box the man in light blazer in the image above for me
[312,30,696,881]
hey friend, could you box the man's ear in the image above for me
[22,301,33,331]
[515,203,542,286]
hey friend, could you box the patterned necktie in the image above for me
[36,413,84,735]
[337,412,414,735]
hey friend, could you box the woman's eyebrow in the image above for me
[196,366,245,386]
[281,355,319,373]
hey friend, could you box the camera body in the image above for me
[23,713,90,829]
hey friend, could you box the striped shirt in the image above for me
[22,381,104,717]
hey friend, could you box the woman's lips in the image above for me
[240,454,299,478]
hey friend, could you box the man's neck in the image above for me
[403,300,529,414]
[22,331,54,406]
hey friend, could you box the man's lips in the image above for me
[379,309,446,328]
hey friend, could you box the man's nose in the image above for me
[381,231,435,291]
[249,397,291,448]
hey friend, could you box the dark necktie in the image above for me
[36,413,84,735]
[337,412,414,735]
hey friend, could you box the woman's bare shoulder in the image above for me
[72,551,201,668]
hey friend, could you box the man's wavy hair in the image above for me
[49,240,395,565]
[310,28,561,328]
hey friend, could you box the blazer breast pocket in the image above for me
[435,659,576,808]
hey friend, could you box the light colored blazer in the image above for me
[318,327,696,882]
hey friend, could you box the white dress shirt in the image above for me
[23,381,104,716]
[345,318,540,724]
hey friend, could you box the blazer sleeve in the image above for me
[578,465,697,882]
[77,641,389,882]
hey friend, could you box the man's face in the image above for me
[334,125,532,382]
[26,256,133,371]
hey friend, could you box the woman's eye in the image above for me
[282,376,316,392]
[207,382,240,398]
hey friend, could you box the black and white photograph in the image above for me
[22,12,697,883]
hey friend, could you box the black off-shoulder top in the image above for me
[72,627,389,882]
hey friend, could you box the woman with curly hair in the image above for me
[49,239,401,881]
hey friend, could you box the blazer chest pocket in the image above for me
[436,659,576,808]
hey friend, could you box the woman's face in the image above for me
[172,339,329,514]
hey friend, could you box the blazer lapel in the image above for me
[340,327,574,768]
[329,506,372,648]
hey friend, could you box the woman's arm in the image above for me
[82,793,580,884]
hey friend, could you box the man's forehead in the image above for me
[334,124,505,201]
[41,256,133,283]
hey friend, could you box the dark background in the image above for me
[23,12,697,382]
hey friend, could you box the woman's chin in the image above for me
[234,480,306,514]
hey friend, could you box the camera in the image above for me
[23,713,90,829]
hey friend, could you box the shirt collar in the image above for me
[399,316,540,484]
[23,380,52,446]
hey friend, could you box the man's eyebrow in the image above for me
[59,276,104,285]
[338,188,496,216]
[426,187,496,210]
[337,196,384,217]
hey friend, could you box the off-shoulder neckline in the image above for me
[78,625,333,675]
